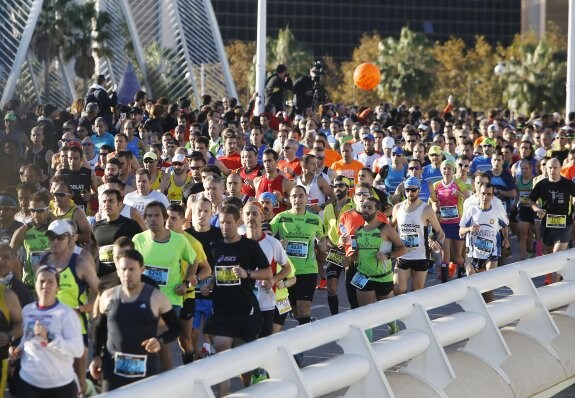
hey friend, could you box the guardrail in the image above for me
[102,250,575,397]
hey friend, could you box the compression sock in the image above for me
[182,352,195,365]
[327,294,339,315]
[535,241,543,257]
[457,263,465,278]
[298,317,311,325]
[441,263,448,283]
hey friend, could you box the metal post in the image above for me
[201,63,205,97]
[567,0,575,114]
[254,0,266,116]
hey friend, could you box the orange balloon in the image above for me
[353,63,381,91]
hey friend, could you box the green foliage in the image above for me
[141,42,180,99]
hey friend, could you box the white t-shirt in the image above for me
[255,234,289,311]
[124,190,170,215]
[463,195,509,225]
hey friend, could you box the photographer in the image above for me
[293,61,326,114]
[265,65,293,112]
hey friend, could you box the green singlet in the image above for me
[133,230,196,306]
[356,223,393,283]
[270,210,324,275]
[22,226,50,288]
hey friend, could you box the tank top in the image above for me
[433,179,466,224]
[22,225,50,287]
[150,172,162,191]
[517,176,534,207]
[396,202,428,260]
[60,167,92,211]
[384,166,406,194]
[166,174,192,204]
[356,223,393,283]
[0,285,10,359]
[53,204,78,221]
[256,174,287,213]
[295,174,325,208]
[105,284,158,378]
[26,146,50,176]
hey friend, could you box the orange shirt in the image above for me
[561,164,575,182]
[330,159,364,192]
[324,148,342,167]
[218,152,242,170]
[278,158,302,179]
[339,209,389,255]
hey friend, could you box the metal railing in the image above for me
[103,250,575,398]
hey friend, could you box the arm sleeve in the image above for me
[157,309,182,344]
[92,312,108,357]
[48,309,85,358]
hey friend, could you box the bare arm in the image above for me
[5,289,22,341]
[424,205,445,242]
[73,209,92,245]
[130,207,147,230]
[9,225,27,251]
[382,225,408,259]
[77,256,100,313]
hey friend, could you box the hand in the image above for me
[200,285,211,296]
[174,283,187,296]
[274,190,284,204]
[141,337,161,353]
[471,224,480,233]
[89,356,103,381]
[261,278,275,289]
[232,266,247,279]
[376,252,388,261]
[503,238,510,249]
[280,239,288,249]
[34,320,47,341]
[81,191,92,202]
[429,240,442,253]
[283,167,293,176]
[536,209,546,219]
[10,346,21,361]
[308,204,321,213]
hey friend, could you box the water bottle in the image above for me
[339,224,351,246]
[351,234,357,251]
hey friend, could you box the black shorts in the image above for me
[204,308,263,343]
[540,223,573,246]
[396,258,428,272]
[288,273,317,305]
[273,307,289,326]
[471,257,499,272]
[517,207,535,223]
[180,298,196,320]
[356,280,394,297]
[326,263,344,280]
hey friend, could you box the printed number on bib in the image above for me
[143,265,169,286]
[475,236,494,254]
[326,249,345,267]
[195,277,213,293]
[276,297,292,315]
[400,233,419,248]
[214,265,241,286]
[98,245,114,264]
[285,241,309,258]
[350,272,369,289]
[546,214,567,229]
[114,352,147,378]
[519,191,531,206]
[440,206,459,220]
[30,251,45,268]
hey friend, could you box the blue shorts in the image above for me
[193,299,213,329]
[442,223,463,241]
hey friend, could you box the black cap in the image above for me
[186,150,204,159]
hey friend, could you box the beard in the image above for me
[335,190,348,200]
[362,212,376,222]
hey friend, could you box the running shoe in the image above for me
[388,321,400,335]
[544,273,553,285]
[448,262,457,279]
[317,278,327,290]
[250,369,269,384]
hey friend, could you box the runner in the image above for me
[123,169,170,215]
[331,142,364,195]
[295,153,334,214]
[515,160,536,260]
[49,178,92,245]
[459,183,510,302]
[392,177,444,294]
[89,249,181,391]
[391,159,431,204]
[164,154,192,205]
[254,149,294,214]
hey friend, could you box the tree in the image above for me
[331,33,383,105]
[377,27,436,105]
[267,26,314,79]
[225,40,256,105]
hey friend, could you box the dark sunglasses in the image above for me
[482,144,493,148]
[61,138,72,143]
[392,153,402,157]
[30,207,49,213]
[143,159,156,164]
[458,164,470,168]
[429,154,441,157]
[408,166,421,171]
[53,192,70,198]
[172,162,184,166]
[405,187,419,193]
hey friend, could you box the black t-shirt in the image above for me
[0,221,23,245]
[186,226,222,268]
[93,216,143,276]
[530,177,575,225]
[210,236,269,316]
[182,181,205,205]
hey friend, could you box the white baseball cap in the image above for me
[171,154,186,163]
[382,137,395,149]
[46,220,73,237]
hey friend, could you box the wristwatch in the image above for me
[246,270,252,279]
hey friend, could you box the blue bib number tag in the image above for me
[400,234,419,248]
[143,265,169,286]
[350,272,369,289]
[475,236,494,254]
[440,206,459,220]
[114,352,147,378]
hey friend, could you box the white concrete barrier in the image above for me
[101,250,575,397]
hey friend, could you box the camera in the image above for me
[312,60,324,79]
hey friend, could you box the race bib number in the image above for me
[195,277,212,293]
[214,265,241,286]
[400,233,419,248]
[99,245,114,264]
[440,206,459,220]
[546,214,567,229]
[475,236,494,254]
[326,249,345,267]
[276,297,292,315]
[114,352,147,378]
[350,272,369,289]
[519,191,531,206]
[285,241,309,258]
[143,265,169,287]
[30,251,45,268]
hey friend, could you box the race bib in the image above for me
[400,233,419,248]
[546,214,567,229]
[276,297,292,315]
[99,245,114,264]
[214,265,241,286]
[350,271,369,289]
[30,251,45,268]
[440,206,459,220]
[114,352,147,378]
[285,241,309,258]
[475,236,494,254]
[326,249,345,267]
[195,277,213,293]
[143,265,169,286]
[519,191,531,206]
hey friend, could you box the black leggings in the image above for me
[19,378,77,398]
[259,309,274,338]
[345,267,359,309]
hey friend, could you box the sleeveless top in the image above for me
[517,176,534,207]
[150,172,162,191]
[396,202,428,260]
[0,285,10,359]
[166,174,192,204]
[356,223,393,283]
[384,166,406,194]
[105,284,158,379]
[60,167,92,211]
[53,204,78,221]
[22,225,50,287]
[295,174,325,208]
[433,179,466,224]
[256,174,287,213]
[25,146,50,176]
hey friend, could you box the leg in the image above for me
[393,267,410,295]
[326,264,342,315]
[73,347,88,394]
[518,221,530,260]
[411,270,427,291]
[178,318,194,364]
[213,335,234,396]
[345,267,359,309]
[296,300,312,322]
[441,238,453,282]
[356,290,377,307]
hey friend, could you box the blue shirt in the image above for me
[469,155,492,174]
[91,132,115,153]
[422,164,442,185]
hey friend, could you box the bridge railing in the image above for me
[103,250,575,398]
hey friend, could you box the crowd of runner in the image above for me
[0,71,575,396]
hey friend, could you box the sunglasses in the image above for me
[47,234,69,241]
[30,207,49,213]
[172,162,184,166]
[458,164,470,168]
[408,166,421,171]
[429,154,441,157]
[392,153,402,157]
[405,188,419,192]
[482,144,493,148]
[82,143,93,146]
[355,192,370,197]
[61,138,72,143]
[143,159,155,164]
[53,192,70,198]
[333,183,347,188]
[100,152,109,157]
